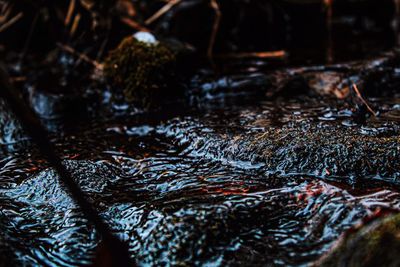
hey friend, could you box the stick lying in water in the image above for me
[0,66,134,267]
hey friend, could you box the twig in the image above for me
[324,0,333,63]
[352,83,376,116]
[64,0,76,26]
[57,43,103,70]
[10,76,26,82]
[324,0,333,22]
[215,50,287,59]
[145,0,181,25]
[80,0,94,10]
[208,0,221,61]
[69,13,81,37]
[121,17,150,32]
[0,12,22,33]
[0,2,12,24]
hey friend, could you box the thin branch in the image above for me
[0,12,23,33]
[208,0,221,61]
[0,2,12,23]
[145,0,181,25]
[10,76,27,82]
[80,0,95,10]
[215,50,287,59]
[352,83,376,116]
[64,0,76,26]
[69,13,81,37]
[324,0,333,63]
[57,43,103,70]
[121,17,150,32]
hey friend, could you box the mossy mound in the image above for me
[159,99,400,184]
[319,213,400,267]
[104,36,178,109]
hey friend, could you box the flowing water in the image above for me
[0,89,400,266]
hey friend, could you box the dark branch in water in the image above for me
[0,67,134,267]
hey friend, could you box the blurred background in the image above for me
[0,0,398,65]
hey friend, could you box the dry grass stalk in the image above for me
[0,2,11,22]
[65,0,76,26]
[57,43,103,70]
[145,0,181,25]
[352,83,376,116]
[208,0,221,61]
[121,17,149,32]
[216,50,287,59]
[69,13,81,37]
[0,12,22,33]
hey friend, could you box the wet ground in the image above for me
[0,87,399,266]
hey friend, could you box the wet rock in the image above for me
[188,52,400,106]
[124,181,400,266]
[158,99,400,185]
[23,50,91,120]
[27,87,87,120]
[319,213,400,267]
[269,54,399,98]
[10,160,121,208]
[0,98,26,145]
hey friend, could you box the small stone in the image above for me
[133,31,159,45]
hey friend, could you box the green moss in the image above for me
[104,36,177,108]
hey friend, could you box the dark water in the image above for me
[0,92,400,266]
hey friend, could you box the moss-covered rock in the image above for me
[104,35,178,109]
[158,98,400,184]
[319,213,400,267]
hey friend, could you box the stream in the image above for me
[0,90,399,266]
